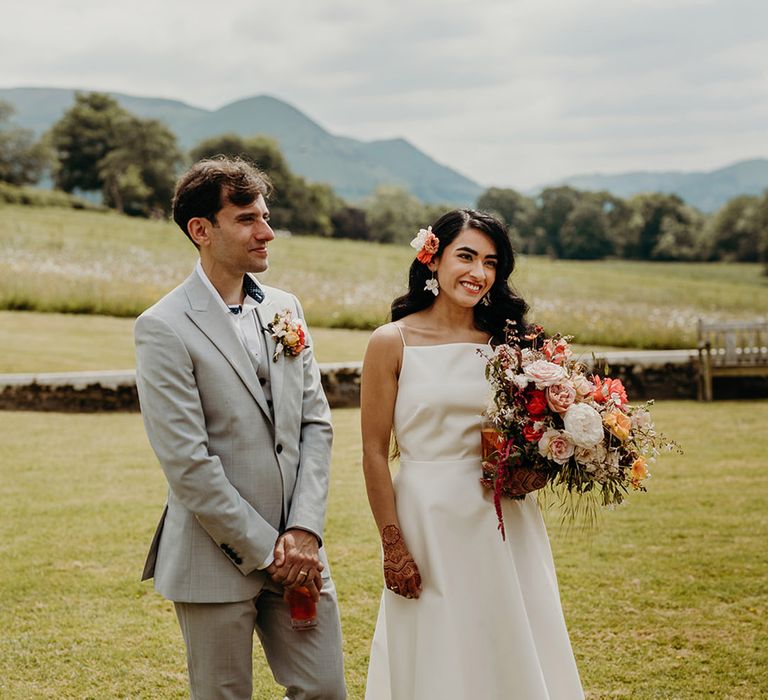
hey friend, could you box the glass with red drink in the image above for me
[284,586,318,630]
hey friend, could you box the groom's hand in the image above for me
[381,524,422,599]
[267,529,323,599]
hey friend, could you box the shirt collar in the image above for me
[195,261,265,315]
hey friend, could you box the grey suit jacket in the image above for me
[135,270,333,603]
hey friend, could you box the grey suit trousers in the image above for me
[175,577,346,700]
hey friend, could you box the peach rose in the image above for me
[631,456,648,489]
[546,382,576,414]
[604,411,632,442]
[538,428,575,465]
[572,374,593,399]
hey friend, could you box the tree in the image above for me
[625,193,704,260]
[534,186,582,257]
[49,92,124,193]
[476,187,537,251]
[756,192,768,273]
[559,201,612,259]
[99,115,181,216]
[707,195,763,262]
[190,133,338,235]
[0,100,51,185]
[49,92,181,215]
[364,186,430,244]
[331,206,371,240]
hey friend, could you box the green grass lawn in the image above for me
[0,310,618,374]
[0,311,371,373]
[0,402,766,698]
[2,204,767,348]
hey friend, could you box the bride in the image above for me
[360,209,584,699]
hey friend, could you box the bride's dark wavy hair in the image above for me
[391,209,528,344]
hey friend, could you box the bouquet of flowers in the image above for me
[480,322,676,537]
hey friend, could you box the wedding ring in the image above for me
[299,570,308,577]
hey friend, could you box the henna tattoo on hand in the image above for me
[381,525,422,597]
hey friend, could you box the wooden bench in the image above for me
[697,320,768,401]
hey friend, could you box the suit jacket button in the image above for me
[276,444,283,454]
[259,377,266,386]
[235,557,243,565]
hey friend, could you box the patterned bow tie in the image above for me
[243,275,265,303]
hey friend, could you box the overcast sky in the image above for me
[2,0,767,189]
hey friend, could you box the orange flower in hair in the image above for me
[410,226,440,264]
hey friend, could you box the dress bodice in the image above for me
[393,343,491,463]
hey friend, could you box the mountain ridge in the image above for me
[540,158,768,212]
[0,87,482,204]
[3,87,767,211]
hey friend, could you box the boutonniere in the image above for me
[267,309,307,362]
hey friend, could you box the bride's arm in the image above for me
[361,325,422,599]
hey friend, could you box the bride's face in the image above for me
[430,227,497,307]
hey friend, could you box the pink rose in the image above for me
[538,428,575,465]
[546,382,576,414]
[523,360,568,388]
[543,338,572,365]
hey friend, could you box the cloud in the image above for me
[1,0,766,189]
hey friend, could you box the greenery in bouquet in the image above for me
[480,322,677,536]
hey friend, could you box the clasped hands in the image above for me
[266,529,323,601]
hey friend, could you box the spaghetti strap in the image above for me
[393,323,407,347]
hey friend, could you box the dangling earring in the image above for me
[424,271,439,296]
[481,291,491,306]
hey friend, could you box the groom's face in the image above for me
[207,193,275,274]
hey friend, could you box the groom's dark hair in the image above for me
[172,157,273,244]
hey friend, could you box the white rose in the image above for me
[523,360,568,388]
[513,374,530,390]
[563,403,604,448]
[538,428,575,465]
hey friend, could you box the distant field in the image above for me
[0,402,766,698]
[0,311,371,373]
[2,204,766,348]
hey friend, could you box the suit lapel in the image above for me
[183,273,273,424]
[254,289,285,420]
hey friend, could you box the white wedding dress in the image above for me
[365,341,584,699]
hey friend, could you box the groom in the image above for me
[135,157,346,699]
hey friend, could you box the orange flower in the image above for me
[631,456,648,489]
[603,411,632,442]
[592,376,628,406]
[414,229,440,264]
[416,248,434,264]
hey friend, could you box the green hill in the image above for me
[0,87,482,205]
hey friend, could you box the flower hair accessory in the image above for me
[267,309,307,362]
[410,226,439,264]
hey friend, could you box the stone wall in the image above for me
[1,354,765,412]
[0,364,363,413]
